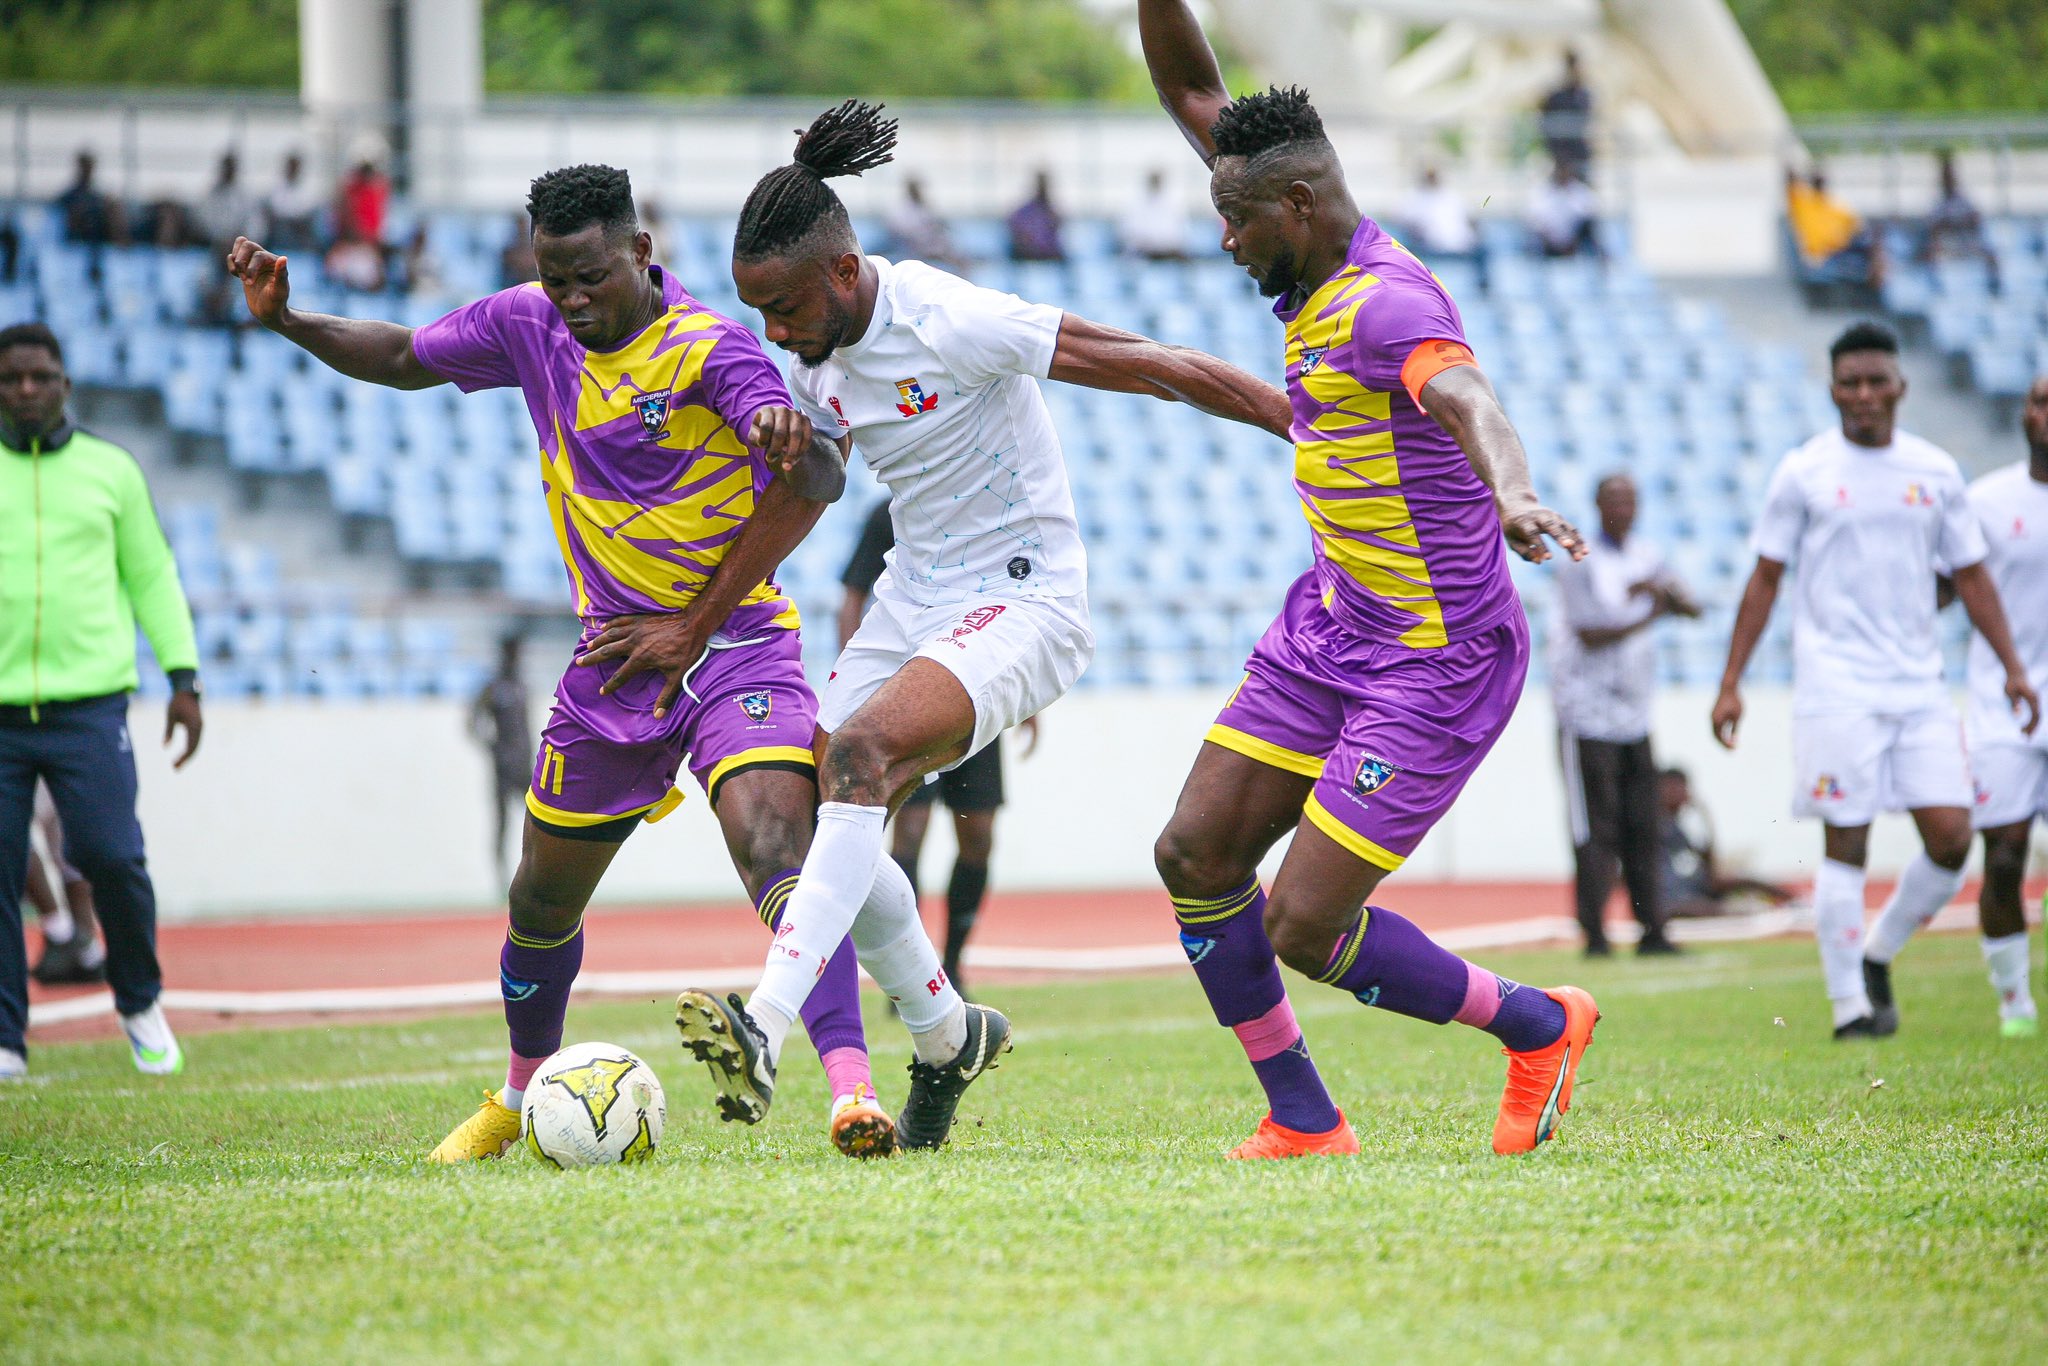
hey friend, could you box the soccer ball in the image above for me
[521,1042,666,1169]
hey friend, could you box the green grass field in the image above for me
[4,936,2044,1364]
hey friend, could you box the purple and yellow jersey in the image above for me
[1276,216,1515,649]
[412,266,800,635]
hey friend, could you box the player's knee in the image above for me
[1925,826,1972,870]
[1262,896,1334,977]
[1152,823,1248,899]
[506,874,584,941]
[740,814,809,885]
[819,724,902,806]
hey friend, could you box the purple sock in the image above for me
[1175,878,1341,1134]
[757,869,869,1066]
[500,920,584,1062]
[1319,906,1565,1051]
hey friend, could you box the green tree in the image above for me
[1728,0,2048,113]
[0,0,298,88]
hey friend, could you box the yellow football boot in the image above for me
[429,1090,523,1162]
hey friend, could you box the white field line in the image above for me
[25,901,1989,1028]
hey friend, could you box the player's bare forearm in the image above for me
[1049,315,1291,439]
[1952,563,2026,679]
[1137,0,1230,163]
[1422,365,1583,562]
[696,473,828,635]
[274,309,440,390]
[1718,559,1782,693]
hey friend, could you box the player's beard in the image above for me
[1253,247,1302,300]
[796,290,857,369]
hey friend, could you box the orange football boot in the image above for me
[1492,986,1599,1154]
[1228,1110,1361,1160]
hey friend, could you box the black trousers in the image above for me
[1560,731,1663,948]
[0,693,164,1055]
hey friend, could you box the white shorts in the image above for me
[819,574,1094,770]
[1969,740,2048,829]
[1792,705,1973,826]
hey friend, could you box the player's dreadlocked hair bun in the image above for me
[526,163,638,240]
[1210,86,1329,160]
[733,100,899,262]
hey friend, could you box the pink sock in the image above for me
[505,1050,548,1097]
[820,1045,872,1099]
[1453,963,1503,1028]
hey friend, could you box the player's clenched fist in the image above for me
[225,236,291,327]
[748,405,815,474]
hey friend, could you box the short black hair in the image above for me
[0,321,63,366]
[1210,86,1328,161]
[526,164,638,241]
[1829,320,1899,365]
[734,100,898,263]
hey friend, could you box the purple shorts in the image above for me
[1207,573,1528,871]
[528,628,818,839]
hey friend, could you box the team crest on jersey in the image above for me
[2013,516,2029,538]
[635,389,672,437]
[894,377,938,417]
[1352,754,1398,798]
[1811,774,1845,802]
[1901,482,1935,507]
[1298,347,1326,376]
[737,691,773,723]
[827,395,851,428]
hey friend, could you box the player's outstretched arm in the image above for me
[1048,314,1291,439]
[226,236,439,390]
[1951,561,2043,735]
[576,421,845,718]
[1712,556,1785,749]
[1420,365,1584,564]
[1138,0,1232,164]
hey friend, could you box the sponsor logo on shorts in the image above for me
[1811,774,1846,802]
[1352,754,1398,799]
[635,389,672,438]
[1178,931,1216,966]
[894,377,938,417]
[1974,779,1991,807]
[737,690,773,723]
[1298,346,1326,375]
[944,604,1007,648]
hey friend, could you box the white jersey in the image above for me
[1549,531,1668,743]
[790,256,1085,610]
[1753,427,1986,714]
[1964,462,2048,748]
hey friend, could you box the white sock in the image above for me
[499,1084,524,1113]
[749,802,888,1063]
[1865,853,1966,964]
[40,907,75,942]
[848,855,966,1058]
[1813,858,1871,1026]
[77,937,105,969]
[1982,932,2037,1021]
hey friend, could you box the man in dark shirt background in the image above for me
[469,636,533,885]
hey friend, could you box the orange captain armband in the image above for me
[1400,339,1477,409]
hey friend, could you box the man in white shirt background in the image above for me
[1714,322,2038,1040]
[1398,166,1479,264]
[1118,168,1192,261]
[1552,472,1699,957]
[1956,373,2048,1036]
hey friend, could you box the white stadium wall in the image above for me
[131,686,1972,920]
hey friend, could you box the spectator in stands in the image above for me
[0,214,17,284]
[1657,767,1795,920]
[1923,149,1993,269]
[193,152,250,252]
[1007,169,1066,263]
[325,231,386,292]
[1550,472,1700,956]
[886,176,963,270]
[401,224,444,295]
[469,637,532,885]
[639,198,672,266]
[1528,160,1601,259]
[0,321,202,1082]
[54,150,126,246]
[1785,166,1880,294]
[1538,49,1594,179]
[26,781,103,985]
[498,212,538,288]
[335,151,391,250]
[1119,169,1191,261]
[1398,166,1479,263]
[263,152,321,252]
